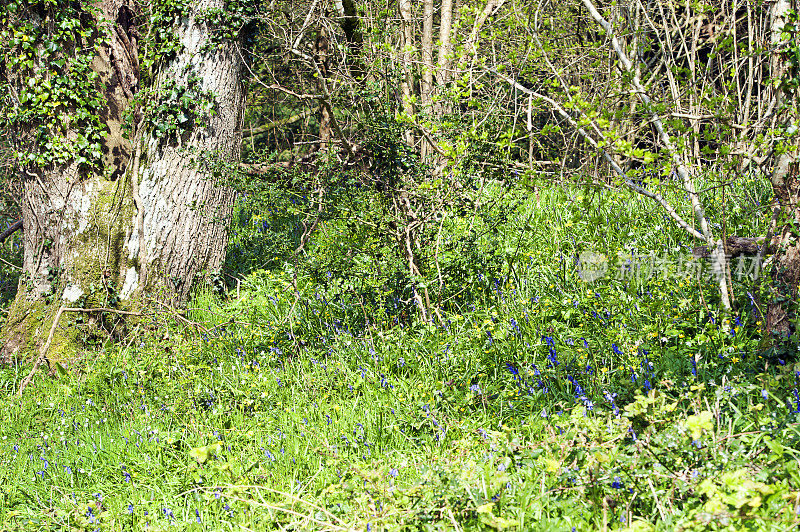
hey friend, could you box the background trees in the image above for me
[241,0,796,336]
[0,0,796,357]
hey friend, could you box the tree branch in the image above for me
[489,67,704,241]
[0,218,22,244]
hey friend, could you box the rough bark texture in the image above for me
[1,0,244,361]
[131,0,243,302]
[764,0,800,350]
[2,0,139,361]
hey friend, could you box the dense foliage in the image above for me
[1,0,799,530]
[3,180,799,530]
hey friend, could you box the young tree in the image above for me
[0,0,245,359]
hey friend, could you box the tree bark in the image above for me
[436,0,455,88]
[399,0,416,146]
[763,0,800,351]
[334,0,364,80]
[1,0,244,361]
[420,0,435,160]
[132,0,243,302]
[315,26,332,148]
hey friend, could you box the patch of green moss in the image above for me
[0,293,78,365]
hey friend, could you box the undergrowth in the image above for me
[1,179,799,531]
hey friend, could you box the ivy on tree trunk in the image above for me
[0,0,246,361]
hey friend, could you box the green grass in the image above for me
[1,180,799,531]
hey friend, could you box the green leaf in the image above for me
[189,445,209,464]
[685,411,714,440]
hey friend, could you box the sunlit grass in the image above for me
[1,181,796,531]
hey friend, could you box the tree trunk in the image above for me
[315,26,332,148]
[420,0,435,160]
[763,0,800,352]
[399,0,416,146]
[436,0,455,89]
[334,0,364,80]
[1,0,244,362]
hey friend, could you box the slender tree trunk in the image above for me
[315,26,332,148]
[763,0,800,351]
[436,0,455,88]
[420,0,435,160]
[399,0,416,146]
[334,0,364,80]
[1,0,244,361]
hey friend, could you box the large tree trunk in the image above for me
[1,0,244,362]
[763,0,800,353]
[131,0,243,302]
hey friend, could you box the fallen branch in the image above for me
[692,236,771,259]
[238,161,293,175]
[242,106,320,139]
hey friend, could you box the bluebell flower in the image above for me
[792,389,800,414]
[611,476,624,489]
